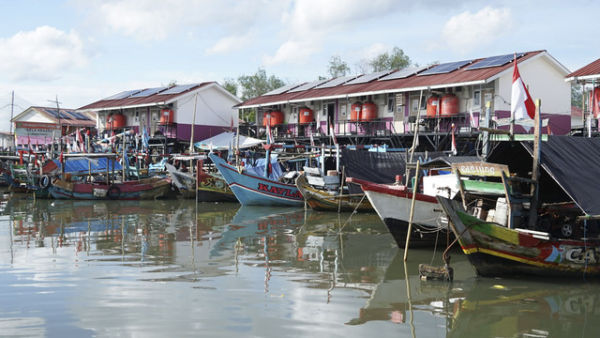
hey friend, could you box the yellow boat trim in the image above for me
[462,247,555,269]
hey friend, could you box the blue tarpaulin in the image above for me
[243,155,282,181]
[53,157,122,174]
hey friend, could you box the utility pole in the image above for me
[10,91,14,151]
[48,95,62,157]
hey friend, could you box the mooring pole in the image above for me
[527,99,542,229]
[404,160,420,262]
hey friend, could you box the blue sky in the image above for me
[0,0,599,132]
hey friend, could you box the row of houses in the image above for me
[8,50,600,152]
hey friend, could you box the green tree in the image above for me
[571,83,584,109]
[222,78,238,97]
[238,68,286,101]
[328,55,351,78]
[369,47,411,72]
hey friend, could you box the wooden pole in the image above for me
[337,165,345,213]
[527,99,542,229]
[190,93,198,170]
[122,131,126,182]
[406,90,423,186]
[404,160,420,262]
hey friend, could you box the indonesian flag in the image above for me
[511,56,536,121]
[266,114,274,144]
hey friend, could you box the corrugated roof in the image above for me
[78,82,214,111]
[27,106,96,127]
[238,51,545,108]
[566,58,600,79]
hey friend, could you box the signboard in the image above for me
[452,161,509,178]
[14,122,60,145]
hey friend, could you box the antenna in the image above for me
[47,95,63,152]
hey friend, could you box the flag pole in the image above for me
[527,99,542,229]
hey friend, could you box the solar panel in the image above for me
[130,87,168,98]
[263,83,304,96]
[418,60,473,76]
[43,108,71,120]
[378,66,428,81]
[103,89,141,100]
[71,112,91,120]
[315,75,359,88]
[466,53,525,70]
[344,70,394,85]
[288,79,332,93]
[158,83,200,95]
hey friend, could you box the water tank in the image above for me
[591,87,600,118]
[299,107,314,123]
[426,96,439,118]
[262,111,284,126]
[106,114,113,129]
[441,94,459,116]
[361,102,378,121]
[111,114,126,128]
[159,109,174,125]
[350,102,362,121]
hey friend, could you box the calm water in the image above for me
[1,195,599,337]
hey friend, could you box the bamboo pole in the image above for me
[404,160,420,262]
[337,166,345,213]
[190,93,198,170]
[527,99,542,229]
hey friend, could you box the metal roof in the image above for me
[238,51,546,108]
[565,58,600,81]
[78,82,214,111]
[16,107,96,127]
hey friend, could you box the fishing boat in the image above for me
[437,159,600,278]
[295,172,372,212]
[166,161,236,202]
[208,152,303,207]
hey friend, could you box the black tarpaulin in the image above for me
[522,136,600,215]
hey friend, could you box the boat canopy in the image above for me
[52,157,123,174]
[194,132,264,151]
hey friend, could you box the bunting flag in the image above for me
[511,55,536,121]
[142,126,150,150]
[329,119,338,146]
[309,133,315,147]
[266,116,274,145]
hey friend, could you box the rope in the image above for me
[337,194,367,233]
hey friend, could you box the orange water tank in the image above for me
[441,94,459,116]
[350,102,362,121]
[106,114,113,129]
[112,114,126,129]
[361,102,377,121]
[299,107,314,123]
[263,111,284,126]
[426,96,440,117]
[590,87,600,118]
[160,109,174,124]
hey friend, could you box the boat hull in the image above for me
[50,177,171,200]
[437,197,600,278]
[209,153,303,207]
[295,173,373,212]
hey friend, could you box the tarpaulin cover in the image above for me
[195,132,264,151]
[52,157,123,174]
[243,155,283,181]
[341,149,444,193]
[521,136,600,215]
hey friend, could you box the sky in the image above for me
[1,0,599,132]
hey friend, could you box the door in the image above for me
[326,103,335,135]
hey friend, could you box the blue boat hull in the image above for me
[209,153,303,207]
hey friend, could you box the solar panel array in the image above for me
[104,89,141,100]
[288,79,332,93]
[70,112,91,120]
[42,108,71,120]
[314,75,359,89]
[130,87,168,98]
[263,83,304,96]
[344,70,394,85]
[378,66,428,81]
[418,60,473,76]
[158,83,200,95]
[466,53,525,70]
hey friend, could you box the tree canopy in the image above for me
[222,78,238,97]
[238,68,286,101]
[369,47,411,72]
[328,55,351,78]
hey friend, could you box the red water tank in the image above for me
[426,96,439,118]
[262,111,284,126]
[111,114,126,128]
[590,87,600,118]
[299,107,314,123]
[361,102,377,121]
[441,94,459,116]
[160,109,174,125]
[350,102,362,121]
[106,114,113,129]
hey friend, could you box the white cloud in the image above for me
[440,7,512,53]
[0,26,88,81]
[206,33,253,55]
[265,0,403,65]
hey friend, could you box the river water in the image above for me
[1,196,599,337]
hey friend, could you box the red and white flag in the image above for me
[511,56,536,121]
[451,123,457,155]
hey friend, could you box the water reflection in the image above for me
[1,196,599,337]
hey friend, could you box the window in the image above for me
[387,94,395,113]
[473,90,481,107]
[410,96,426,116]
[340,104,347,117]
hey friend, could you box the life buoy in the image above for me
[107,185,121,199]
[40,175,50,188]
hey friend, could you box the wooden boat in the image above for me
[50,176,171,200]
[208,152,303,207]
[437,161,600,278]
[295,172,372,212]
[166,162,236,202]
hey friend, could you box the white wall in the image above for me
[17,108,55,123]
[496,55,570,115]
[174,85,239,127]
